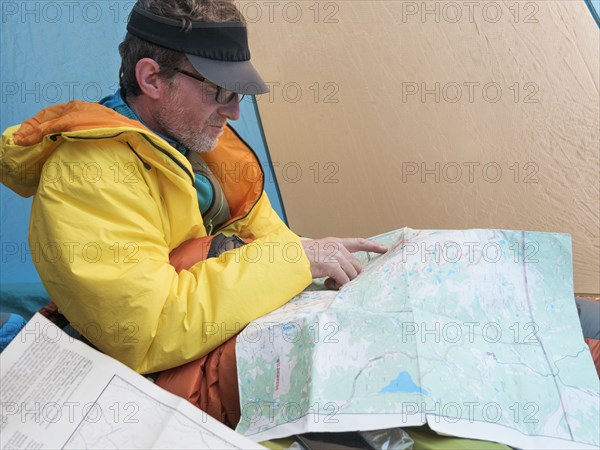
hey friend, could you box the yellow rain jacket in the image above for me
[1,101,312,373]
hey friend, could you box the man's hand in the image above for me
[301,237,388,290]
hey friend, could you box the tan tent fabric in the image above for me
[246,0,599,294]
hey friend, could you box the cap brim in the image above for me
[186,54,269,95]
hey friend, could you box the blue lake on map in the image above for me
[379,371,429,395]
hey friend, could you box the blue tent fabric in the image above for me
[0,312,27,352]
[0,3,285,318]
[585,0,600,26]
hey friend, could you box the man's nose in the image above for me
[218,99,241,121]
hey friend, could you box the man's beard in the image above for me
[153,91,223,153]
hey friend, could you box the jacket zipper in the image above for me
[206,191,225,236]
[126,142,151,170]
[51,132,192,181]
[139,134,194,183]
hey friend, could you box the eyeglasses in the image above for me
[173,68,245,105]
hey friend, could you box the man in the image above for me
[0,0,386,427]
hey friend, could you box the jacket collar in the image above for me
[100,89,189,156]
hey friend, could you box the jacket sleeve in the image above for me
[30,139,312,373]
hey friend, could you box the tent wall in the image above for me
[246,0,600,294]
[587,0,600,24]
[0,3,284,288]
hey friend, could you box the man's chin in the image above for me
[188,137,219,153]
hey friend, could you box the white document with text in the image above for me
[0,313,264,449]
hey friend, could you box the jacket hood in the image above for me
[1,101,193,197]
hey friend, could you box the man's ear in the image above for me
[135,58,167,100]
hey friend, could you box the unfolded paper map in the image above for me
[235,228,600,449]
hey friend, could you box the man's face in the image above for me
[153,68,240,153]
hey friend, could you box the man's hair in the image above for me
[119,0,246,97]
